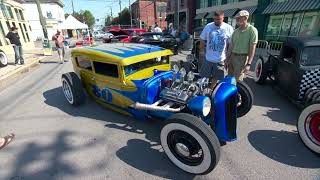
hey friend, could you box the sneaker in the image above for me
[60,61,63,64]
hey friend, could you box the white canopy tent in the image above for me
[56,15,88,30]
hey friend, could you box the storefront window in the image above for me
[199,0,208,8]
[299,11,320,37]
[289,12,303,36]
[266,15,283,36]
[280,13,293,36]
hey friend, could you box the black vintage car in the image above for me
[254,37,320,154]
[135,32,178,54]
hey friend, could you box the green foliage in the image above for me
[65,10,95,28]
[106,8,130,25]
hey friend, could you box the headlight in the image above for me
[187,96,211,117]
[203,97,211,117]
[173,64,179,74]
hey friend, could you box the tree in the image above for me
[105,15,113,26]
[118,8,130,25]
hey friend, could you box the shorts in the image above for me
[227,54,248,81]
[200,60,225,80]
[57,47,65,57]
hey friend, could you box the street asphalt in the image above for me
[0,48,319,180]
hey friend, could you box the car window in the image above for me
[125,56,169,76]
[301,47,320,66]
[281,46,296,63]
[93,61,118,78]
[76,57,92,70]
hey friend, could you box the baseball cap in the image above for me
[235,10,250,18]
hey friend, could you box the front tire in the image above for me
[61,72,85,106]
[0,50,8,67]
[160,113,220,175]
[237,81,254,117]
[297,103,320,154]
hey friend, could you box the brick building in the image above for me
[131,0,167,29]
[165,0,196,34]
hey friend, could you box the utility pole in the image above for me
[174,0,178,29]
[119,0,122,13]
[153,0,157,25]
[71,0,75,15]
[129,0,132,27]
[35,0,48,39]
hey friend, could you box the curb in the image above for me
[0,55,47,90]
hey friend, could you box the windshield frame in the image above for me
[124,56,170,77]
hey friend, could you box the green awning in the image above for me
[223,8,238,17]
[241,6,257,14]
[263,0,320,14]
[194,13,208,20]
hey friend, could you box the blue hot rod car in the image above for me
[61,43,253,174]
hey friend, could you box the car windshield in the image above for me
[125,56,169,76]
[142,34,162,40]
[301,47,320,66]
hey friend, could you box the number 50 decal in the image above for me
[92,85,113,103]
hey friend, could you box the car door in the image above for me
[74,56,95,94]
[91,61,125,109]
[275,46,300,99]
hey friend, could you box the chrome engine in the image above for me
[159,65,212,105]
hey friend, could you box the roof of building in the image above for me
[72,43,172,65]
[24,0,63,7]
[263,0,320,14]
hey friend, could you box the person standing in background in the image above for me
[6,27,24,65]
[52,30,65,64]
[226,10,258,81]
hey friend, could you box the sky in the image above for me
[64,0,132,25]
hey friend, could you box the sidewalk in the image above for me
[0,48,48,90]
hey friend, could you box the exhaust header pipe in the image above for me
[130,100,184,112]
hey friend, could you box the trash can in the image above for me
[42,39,52,56]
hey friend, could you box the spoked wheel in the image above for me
[298,103,320,154]
[236,81,254,117]
[161,113,220,175]
[254,58,267,84]
[61,72,85,106]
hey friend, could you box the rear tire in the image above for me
[0,50,8,67]
[237,81,254,117]
[161,113,220,175]
[61,72,85,106]
[297,103,320,154]
[254,58,267,84]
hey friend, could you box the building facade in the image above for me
[131,0,167,29]
[23,0,64,41]
[165,0,196,34]
[194,0,320,41]
[0,0,34,54]
[263,0,320,41]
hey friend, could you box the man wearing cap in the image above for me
[226,10,258,81]
[6,27,24,65]
[199,10,234,88]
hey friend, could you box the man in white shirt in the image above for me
[153,24,162,33]
[199,10,234,87]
